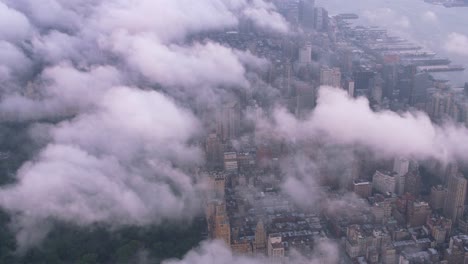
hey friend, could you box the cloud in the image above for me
[257,86,468,163]
[108,35,250,89]
[363,8,411,29]
[421,11,438,23]
[0,64,122,121]
[0,1,31,42]
[243,6,289,33]
[444,32,468,56]
[0,86,204,247]
[162,240,339,264]
[0,0,289,249]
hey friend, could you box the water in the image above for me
[316,0,468,86]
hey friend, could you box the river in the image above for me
[316,0,468,85]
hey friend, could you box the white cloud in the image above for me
[0,86,204,247]
[162,240,339,264]
[257,87,468,163]
[363,8,411,29]
[421,11,438,23]
[444,32,468,56]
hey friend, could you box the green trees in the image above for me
[0,217,205,264]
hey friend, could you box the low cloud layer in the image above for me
[162,240,339,264]
[258,86,468,163]
[0,86,204,247]
[0,0,288,248]
[444,32,468,56]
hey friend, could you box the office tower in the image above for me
[370,75,384,104]
[224,151,238,173]
[353,180,372,198]
[393,157,409,195]
[444,173,467,223]
[314,7,328,31]
[320,67,341,88]
[214,201,231,246]
[267,234,284,259]
[430,185,447,211]
[254,220,267,255]
[345,79,355,97]
[205,133,223,168]
[217,101,241,142]
[210,172,226,198]
[298,0,315,30]
[372,170,397,194]
[404,161,421,196]
[407,201,431,227]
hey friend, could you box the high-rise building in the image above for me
[206,200,231,246]
[320,67,341,88]
[314,7,328,31]
[372,170,397,194]
[205,133,223,168]
[214,201,231,245]
[298,0,315,30]
[224,152,238,173]
[426,214,451,244]
[444,173,467,223]
[430,185,446,211]
[353,180,372,198]
[407,201,431,227]
[212,173,226,198]
[254,220,267,255]
[404,161,421,196]
[345,79,355,97]
[267,234,284,259]
[393,157,409,195]
[393,157,410,176]
[217,101,241,141]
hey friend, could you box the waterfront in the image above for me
[317,0,468,85]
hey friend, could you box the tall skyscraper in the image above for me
[430,185,447,211]
[214,201,231,245]
[254,220,267,255]
[444,173,467,223]
[393,157,409,195]
[298,0,315,31]
[320,67,341,88]
[217,101,241,141]
[372,170,397,194]
[205,133,223,168]
[314,7,328,31]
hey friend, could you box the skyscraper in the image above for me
[314,7,328,31]
[254,220,267,255]
[444,173,467,223]
[205,133,223,168]
[320,67,341,88]
[217,101,241,142]
[393,157,409,195]
[430,185,447,211]
[298,0,315,31]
